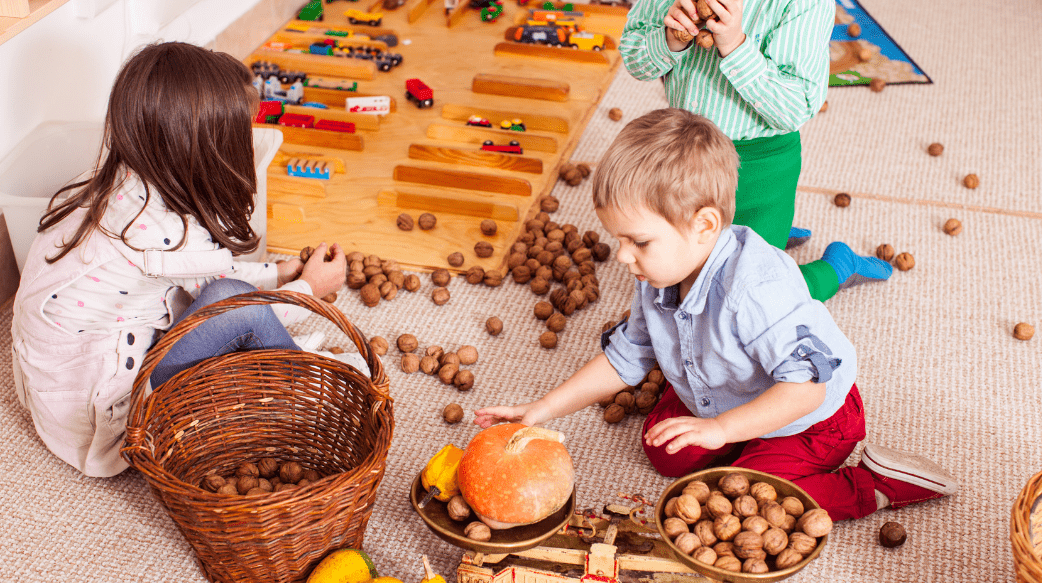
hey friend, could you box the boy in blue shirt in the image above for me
[475,108,956,520]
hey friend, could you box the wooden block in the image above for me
[269,203,307,224]
[472,73,570,102]
[441,103,569,134]
[302,87,397,113]
[283,19,398,39]
[251,49,376,81]
[408,144,543,174]
[427,123,559,153]
[269,174,329,198]
[283,104,380,131]
[270,31,389,53]
[446,0,468,27]
[262,124,365,151]
[501,27,618,50]
[0,0,29,17]
[394,165,532,196]
[273,150,347,174]
[378,190,520,222]
[407,0,437,23]
[494,42,610,66]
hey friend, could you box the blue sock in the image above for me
[786,226,812,250]
[822,242,893,289]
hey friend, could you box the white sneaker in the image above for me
[292,331,326,351]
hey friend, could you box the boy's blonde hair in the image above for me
[591,108,739,229]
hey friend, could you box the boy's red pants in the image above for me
[642,383,878,520]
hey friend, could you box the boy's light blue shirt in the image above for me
[604,225,856,438]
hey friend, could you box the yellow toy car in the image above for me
[345,9,383,26]
[568,31,605,51]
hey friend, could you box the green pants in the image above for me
[733,133,839,302]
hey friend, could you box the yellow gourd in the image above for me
[421,555,445,583]
[420,444,464,505]
[306,548,378,583]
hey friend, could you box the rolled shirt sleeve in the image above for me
[603,285,660,386]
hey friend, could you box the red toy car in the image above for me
[405,78,434,108]
[278,113,316,128]
[481,140,523,154]
[315,119,356,133]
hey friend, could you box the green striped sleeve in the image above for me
[619,0,685,81]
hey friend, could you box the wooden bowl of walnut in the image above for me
[655,467,831,582]
[409,473,576,555]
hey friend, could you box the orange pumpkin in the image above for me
[457,423,575,529]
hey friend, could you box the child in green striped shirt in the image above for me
[620,0,891,300]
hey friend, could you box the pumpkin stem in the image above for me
[422,555,435,579]
[505,426,565,453]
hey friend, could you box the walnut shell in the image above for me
[432,287,451,305]
[346,272,368,289]
[732,531,764,559]
[453,370,475,391]
[447,495,471,521]
[670,531,699,555]
[796,508,833,537]
[691,546,717,565]
[943,218,962,236]
[718,472,750,497]
[705,492,733,519]
[664,497,678,518]
[732,495,759,518]
[760,501,787,529]
[780,496,805,518]
[546,313,567,333]
[236,475,259,494]
[927,142,944,156]
[483,269,504,287]
[246,487,267,496]
[774,547,803,569]
[359,283,381,307]
[878,521,907,548]
[446,252,465,267]
[279,462,303,484]
[257,478,273,492]
[963,173,980,189]
[418,212,437,230]
[534,301,554,320]
[431,268,451,287]
[749,481,778,505]
[713,514,741,542]
[694,520,718,547]
[833,192,851,207]
[875,243,896,262]
[396,213,414,231]
[464,521,491,541]
[465,266,485,285]
[474,241,494,258]
[438,363,459,385]
[788,531,818,555]
[614,391,636,414]
[480,219,498,236]
[443,403,464,424]
[762,527,788,555]
[485,316,503,336]
[217,482,239,496]
[695,29,714,48]
[682,480,711,504]
[742,516,769,536]
[894,252,915,271]
[608,107,623,121]
[540,196,560,213]
[603,403,625,423]
[440,352,460,367]
[236,462,260,478]
[674,494,702,524]
[1013,322,1035,341]
[664,517,689,539]
[401,353,420,373]
[397,334,418,353]
[419,355,439,375]
[592,242,611,261]
[302,469,320,483]
[379,280,397,300]
[369,336,388,356]
[457,345,478,365]
[743,558,769,574]
[201,474,226,492]
[512,265,532,284]
[539,331,558,349]
[714,556,742,572]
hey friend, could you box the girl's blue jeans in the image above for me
[150,279,298,387]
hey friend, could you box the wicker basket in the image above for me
[121,290,393,583]
[1012,470,1042,583]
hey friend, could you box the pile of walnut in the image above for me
[669,0,718,49]
[342,251,421,307]
[600,360,664,424]
[439,493,492,542]
[396,334,480,392]
[557,162,591,187]
[662,472,832,574]
[200,459,323,496]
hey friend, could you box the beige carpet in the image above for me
[3,0,1041,580]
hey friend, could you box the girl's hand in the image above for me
[664,0,701,50]
[473,401,548,429]
[704,0,745,57]
[644,416,727,454]
[276,258,304,287]
[300,242,347,299]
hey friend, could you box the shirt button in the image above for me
[701,397,711,406]
[679,312,687,320]
[754,102,762,108]
[730,68,739,75]
[685,359,692,366]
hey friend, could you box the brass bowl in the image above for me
[655,467,829,582]
[409,473,575,555]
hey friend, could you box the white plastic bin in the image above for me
[0,122,283,272]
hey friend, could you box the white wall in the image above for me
[0,0,269,159]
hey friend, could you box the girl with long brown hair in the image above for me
[10,42,348,477]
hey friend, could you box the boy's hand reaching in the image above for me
[474,402,548,429]
[300,242,347,299]
[704,0,746,57]
[645,416,727,454]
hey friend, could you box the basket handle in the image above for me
[121,290,390,463]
